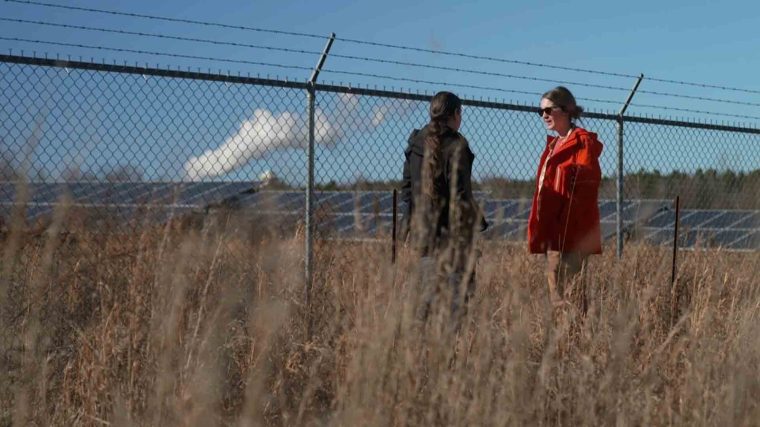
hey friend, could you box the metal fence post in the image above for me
[616,73,644,259]
[305,33,335,306]
[616,116,625,259]
[305,85,316,305]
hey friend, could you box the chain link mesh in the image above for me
[0,60,307,185]
[624,121,759,209]
[1,56,758,248]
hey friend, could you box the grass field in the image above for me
[1,211,758,426]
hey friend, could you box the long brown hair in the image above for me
[422,91,462,198]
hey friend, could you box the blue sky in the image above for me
[1,0,759,183]
[3,0,759,119]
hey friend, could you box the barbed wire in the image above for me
[328,52,760,107]
[323,69,760,121]
[644,76,760,95]
[636,89,760,107]
[329,52,634,92]
[4,17,759,108]
[5,0,760,96]
[0,26,631,93]
[628,104,760,121]
[1,31,758,121]
[0,36,313,74]
[0,41,623,106]
[2,42,757,121]
[322,68,625,102]
[335,37,760,96]
[2,0,328,40]
[0,17,324,57]
[0,19,630,94]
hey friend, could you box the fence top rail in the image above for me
[2,53,760,135]
[0,53,310,90]
[617,115,760,134]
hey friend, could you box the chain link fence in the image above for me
[624,120,759,209]
[0,56,308,185]
[1,54,759,249]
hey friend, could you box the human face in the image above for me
[539,98,570,134]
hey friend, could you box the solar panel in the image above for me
[736,231,760,250]
[329,215,357,234]
[731,212,760,229]
[176,182,223,203]
[680,229,722,247]
[639,227,673,245]
[365,193,394,214]
[4,184,753,250]
[645,210,676,228]
[634,222,759,250]
[0,182,61,205]
[33,182,68,204]
[264,191,302,211]
[713,229,754,249]
[600,221,617,239]
[598,201,617,220]
[0,181,256,225]
[326,192,359,213]
[482,220,523,240]
[95,183,174,205]
[700,211,753,229]
[622,200,668,222]
[238,191,299,212]
[506,223,528,241]
[353,192,392,214]
[678,211,724,229]
[185,182,254,206]
[230,192,737,247]
[359,215,393,235]
[323,192,355,210]
[0,183,11,200]
[480,200,501,218]
[316,191,350,207]
[483,200,527,220]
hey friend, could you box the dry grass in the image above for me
[1,210,759,426]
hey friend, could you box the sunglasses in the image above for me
[538,106,563,116]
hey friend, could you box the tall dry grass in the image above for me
[1,210,759,426]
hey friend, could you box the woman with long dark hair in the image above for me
[401,91,486,322]
[527,86,603,309]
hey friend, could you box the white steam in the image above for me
[183,94,413,180]
[184,108,338,180]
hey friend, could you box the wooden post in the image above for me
[391,189,397,264]
[670,195,681,326]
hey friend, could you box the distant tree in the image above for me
[344,168,760,209]
[317,180,340,191]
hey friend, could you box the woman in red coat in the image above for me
[527,86,603,307]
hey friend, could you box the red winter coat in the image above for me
[527,127,604,255]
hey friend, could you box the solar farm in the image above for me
[3,2,760,423]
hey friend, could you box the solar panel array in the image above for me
[637,209,760,250]
[233,190,668,241]
[0,181,255,225]
[233,191,758,250]
[1,184,757,250]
